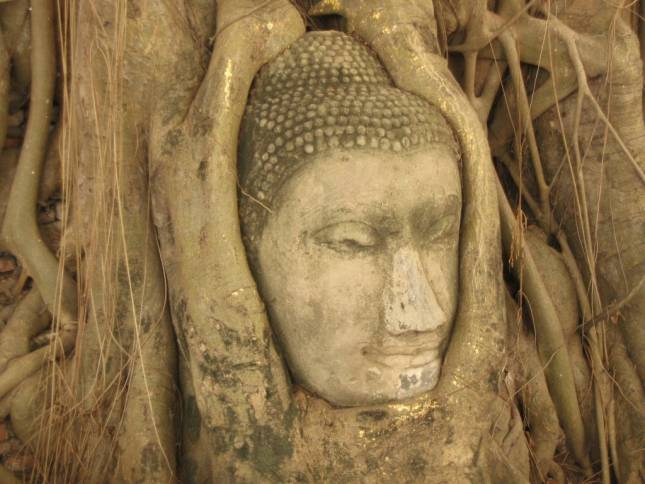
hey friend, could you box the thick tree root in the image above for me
[505,290,564,481]
[426,0,598,473]
[0,0,76,326]
[150,2,304,478]
[0,289,49,374]
[446,2,645,481]
[0,25,9,154]
[0,5,79,462]
[0,463,20,484]
[497,178,590,472]
[0,392,13,419]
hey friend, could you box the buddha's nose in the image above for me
[383,246,447,336]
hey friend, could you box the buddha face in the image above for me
[251,146,461,406]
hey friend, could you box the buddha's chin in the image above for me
[363,358,442,403]
[392,361,441,400]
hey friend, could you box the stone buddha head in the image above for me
[239,31,461,407]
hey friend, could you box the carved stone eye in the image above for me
[314,221,380,254]
[423,215,459,245]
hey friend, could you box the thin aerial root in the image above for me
[607,398,620,482]
[477,59,506,123]
[509,312,562,481]
[463,51,478,105]
[557,234,614,484]
[581,274,645,329]
[453,3,631,481]
[592,379,610,484]
[499,31,551,231]
[498,152,542,218]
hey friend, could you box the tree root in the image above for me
[0,4,80,478]
[0,393,12,420]
[498,30,552,231]
[446,0,595,472]
[0,0,76,326]
[0,315,74,402]
[0,463,20,484]
[147,1,304,479]
[0,288,49,373]
[0,287,54,425]
[0,301,15,326]
[565,34,645,185]
[605,324,645,482]
[497,178,591,473]
[0,4,78,448]
[505,290,564,482]
[0,417,33,481]
[448,2,644,481]
[0,24,9,153]
[581,275,645,330]
[309,2,530,480]
[0,0,634,481]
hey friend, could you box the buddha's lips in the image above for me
[361,345,440,368]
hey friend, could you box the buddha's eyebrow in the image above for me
[409,194,461,228]
[303,203,398,230]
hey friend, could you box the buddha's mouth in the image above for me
[361,345,440,369]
